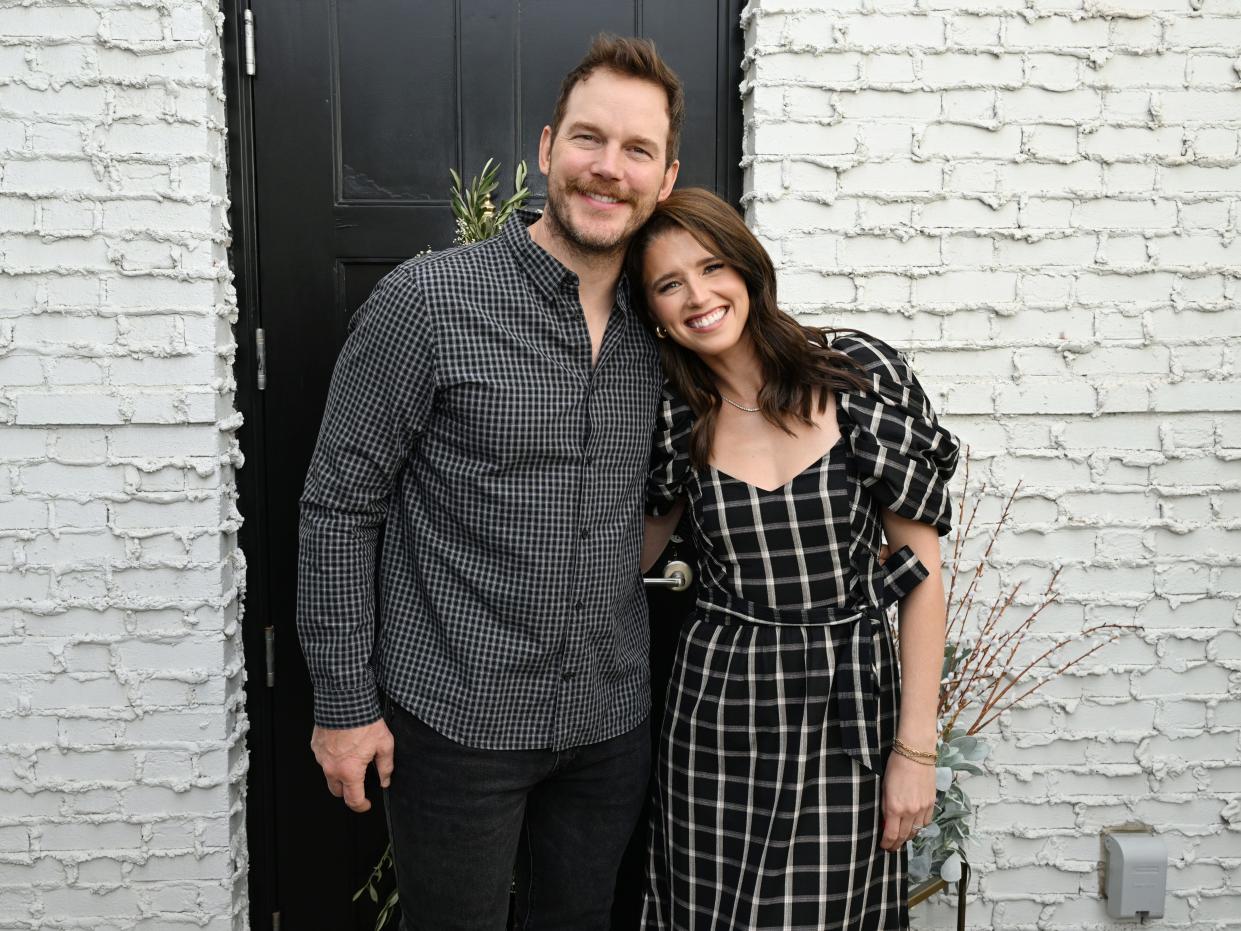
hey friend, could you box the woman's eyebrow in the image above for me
[649,256,720,290]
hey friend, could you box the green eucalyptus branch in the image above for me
[353,842,397,930]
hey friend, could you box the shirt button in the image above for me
[574,599,585,611]
[580,528,590,540]
[561,671,577,682]
[583,454,595,466]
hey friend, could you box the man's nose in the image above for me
[591,144,624,180]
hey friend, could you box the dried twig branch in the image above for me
[968,624,1128,734]
[932,454,1125,744]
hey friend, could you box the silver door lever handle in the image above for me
[643,559,693,593]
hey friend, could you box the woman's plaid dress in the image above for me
[641,334,960,931]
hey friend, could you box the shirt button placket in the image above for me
[561,361,594,746]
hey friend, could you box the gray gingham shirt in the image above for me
[297,211,663,750]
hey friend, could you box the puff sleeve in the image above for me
[834,333,960,535]
[646,387,693,517]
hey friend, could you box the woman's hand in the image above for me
[641,499,686,573]
[879,751,936,852]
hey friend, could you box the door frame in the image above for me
[221,5,745,929]
[220,2,277,928]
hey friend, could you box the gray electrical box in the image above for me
[1104,832,1167,919]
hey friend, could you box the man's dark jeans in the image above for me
[382,696,650,931]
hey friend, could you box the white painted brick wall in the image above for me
[743,0,1240,926]
[0,1,246,927]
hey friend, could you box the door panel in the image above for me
[246,2,740,927]
[336,0,458,201]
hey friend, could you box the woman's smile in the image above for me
[685,306,728,330]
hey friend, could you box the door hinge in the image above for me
[243,9,256,76]
[255,326,267,391]
[264,625,276,687]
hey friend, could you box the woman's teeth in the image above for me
[687,307,726,329]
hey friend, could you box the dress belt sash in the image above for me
[693,544,931,776]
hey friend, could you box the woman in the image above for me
[628,188,960,931]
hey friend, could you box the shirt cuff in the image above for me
[312,681,383,729]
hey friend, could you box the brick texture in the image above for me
[745,0,1240,927]
[0,1,246,928]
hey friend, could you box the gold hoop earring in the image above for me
[655,326,668,340]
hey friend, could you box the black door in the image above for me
[232,3,742,928]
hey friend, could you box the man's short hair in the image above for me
[549,34,686,167]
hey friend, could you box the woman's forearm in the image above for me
[894,573,946,746]
[880,509,947,751]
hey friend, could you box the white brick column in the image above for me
[0,2,245,927]
[742,0,1240,926]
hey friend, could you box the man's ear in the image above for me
[538,126,553,176]
[657,159,680,201]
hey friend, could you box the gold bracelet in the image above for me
[892,743,936,766]
[893,737,937,761]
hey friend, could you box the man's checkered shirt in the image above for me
[297,211,663,750]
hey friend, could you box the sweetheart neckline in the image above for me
[707,432,847,495]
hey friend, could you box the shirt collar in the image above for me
[502,208,635,317]
[503,208,574,304]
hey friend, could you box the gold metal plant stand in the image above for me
[908,860,970,931]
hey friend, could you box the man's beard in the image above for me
[544,178,650,258]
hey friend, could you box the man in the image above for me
[296,35,682,931]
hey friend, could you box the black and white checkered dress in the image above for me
[641,334,960,931]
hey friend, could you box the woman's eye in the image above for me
[704,262,724,274]
[656,281,680,295]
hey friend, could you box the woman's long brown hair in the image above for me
[625,187,871,468]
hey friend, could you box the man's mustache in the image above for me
[566,181,633,205]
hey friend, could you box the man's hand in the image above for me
[310,719,395,813]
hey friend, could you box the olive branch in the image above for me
[449,159,530,245]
